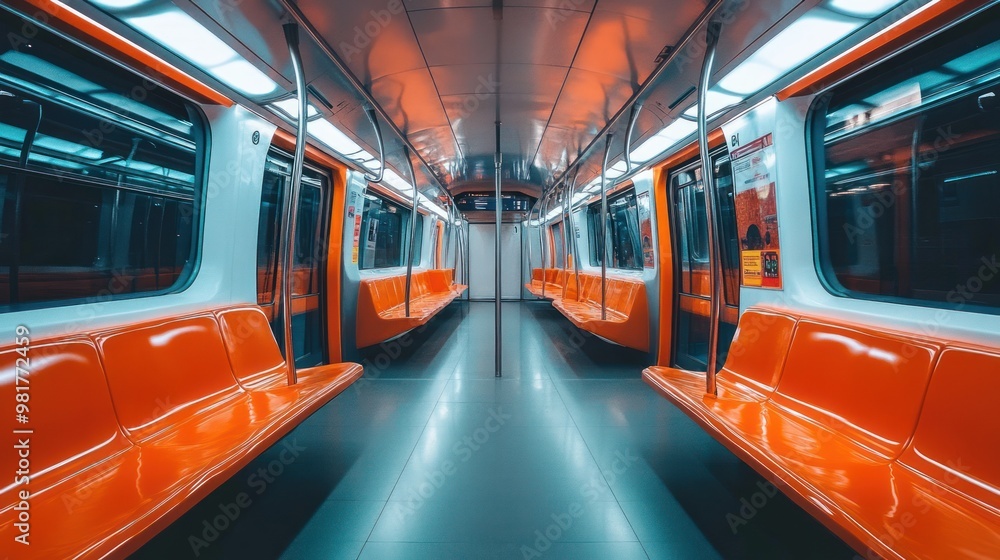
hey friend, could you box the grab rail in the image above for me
[599,134,613,321]
[363,107,385,183]
[404,145,419,318]
[279,22,307,385]
[698,21,723,397]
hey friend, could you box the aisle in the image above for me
[134,302,854,559]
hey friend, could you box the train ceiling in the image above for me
[76,0,924,197]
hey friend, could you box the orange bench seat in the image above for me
[525,268,569,299]
[356,268,466,348]
[643,307,1000,559]
[0,306,362,559]
[551,273,649,352]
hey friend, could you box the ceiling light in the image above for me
[827,0,904,18]
[717,14,860,97]
[96,5,279,98]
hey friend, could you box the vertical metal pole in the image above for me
[280,23,307,385]
[600,134,613,321]
[561,187,570,271]
[569,170,582,299]
[539,192,548,299]
[495,122,503,377]
[624,104,641,174]
[404,146,419,317]
[699,21,724,397]
[561,186,570,300]
[363,107,385,183]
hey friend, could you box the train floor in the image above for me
[134,301,856,560]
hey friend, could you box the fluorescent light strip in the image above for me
[270,99,319,120]
[718,13,862,97]
[90,3,279,98]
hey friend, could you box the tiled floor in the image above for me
[134,302,856,559]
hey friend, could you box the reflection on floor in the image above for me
[134,301,856,560]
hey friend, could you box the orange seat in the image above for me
[0,306,361,558]
[551,273,648,352]
[643,307,1000,559]
[356,269,465,348]
[525,268,569,299]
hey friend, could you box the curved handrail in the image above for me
[363,107,385,183]
[280,22,308,385]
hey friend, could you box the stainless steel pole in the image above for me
[404,146,419,318]
[568,170,582,299]
[539,191,549,300]
[699,21,724,397]
[495,122,503,378]
[561,186,570,300]
[363,107,385,183]
[280,23,307,385]
[600,134,613,321]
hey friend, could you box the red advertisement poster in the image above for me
[731,133,782,289]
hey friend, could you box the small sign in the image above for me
[724,98,783,290]
[637,191,655,268]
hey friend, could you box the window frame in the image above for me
[586,186,644,271]
[0,77,209,313]
[807,12,1000,316]
[357,188,422,271]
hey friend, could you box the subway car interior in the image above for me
[1,0,999,558]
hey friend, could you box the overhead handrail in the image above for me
[599,133,614,321]
[363,107,385,183]
[550,0,724,189]
[404,145,419,318]
[281,0,450,194]
[624,104,641,174]
[698,21,724,397]
[280,22,308,385]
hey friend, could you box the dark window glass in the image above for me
[255,150,329,368]
[0,9,201,311]
[670,153,740,372]
[588,188,643,270]
[816,6,1000,311]
[358,192,421,270]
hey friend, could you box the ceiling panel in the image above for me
[499,7,590,67]
[294,0,426,83]
[409,8,498,66]
[430,63,567,96]
[405,0,596,11]
[183,0,799,192]
[370,67,456,143]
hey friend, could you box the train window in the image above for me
[0,9,203,311]
[255,150,330,367]
[587,188,642,270]
[551,221,565,268]
[358,191,422,270]
[814,6,1000,311]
